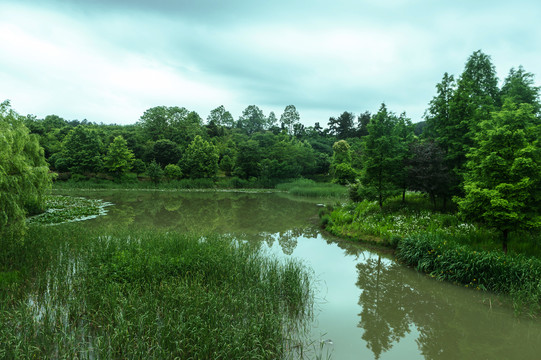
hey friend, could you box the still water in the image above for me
[65,189,541,360]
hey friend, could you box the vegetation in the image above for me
[276,179,348,198]
[0,101,51,250]
[0,224,314,359]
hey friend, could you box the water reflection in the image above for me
[67,190,323,254]
[356,255,541,360]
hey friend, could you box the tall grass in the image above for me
[0,225,314,359]
[396,233,541,315]
[276,179,348,198]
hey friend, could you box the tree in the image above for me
[164,164,183,180]
[0,101,51,248]
[181,135,219,178]
[328,111,356,139]
[61,125,103,174]
[357,111,371,137]
[330,140,355,184]
[280,105,300,135]
[447,50,500,190]
[456,101,541,254]
[103,135,134,180]
[234,139,262,179]
[408,140,450,208]
[207,105,235,127]
[146,160,163,184]
[392,113,415,202]
[359,104,401,207]
[237,105,266,135]
[500,66,541,114]
[152,139,182,167]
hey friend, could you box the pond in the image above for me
[63,189,541,360]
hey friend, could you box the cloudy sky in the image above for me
[1,0,540,126]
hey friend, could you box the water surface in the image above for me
[62,190,541,360]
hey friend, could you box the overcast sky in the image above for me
[1,0,540,126]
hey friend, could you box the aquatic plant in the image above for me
[0,225,314,359]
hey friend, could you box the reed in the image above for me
[0,225,314,359]
[276,179,348,198]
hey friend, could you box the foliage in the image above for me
[152,139,181,167]
[0,101,51,246]
[396,233,541,315]
[332,163,357,185]
[456,101,541,253]
[103,135,134,179]
[360,103,402,207]
[276,178,348,198]
[181,135,219,179]
[0,225,314,359]
[146,160,163,184]
[207,105,235,127]
[60,125,103,174]
[237,105,266,135]
[408,140,450,208]
[280,104,300,134]
[163,163,183,180]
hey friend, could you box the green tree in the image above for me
[146,160,163,184]
[164,164,183,180]
[360,104,401,207]
[456,101,541,254]
[280,105,300,135]
[207,105,235,127]
[500,66,541,114]
[237,105,266,135]
[448,50,500,190]
[234,139,262,179]
[181,135,219,178]
[328,111,356,139]
[103,136,134,179]
[152,139,182,167]
[61,125,103,174]
[0,101,51,247]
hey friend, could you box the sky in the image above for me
[1,0,540,126]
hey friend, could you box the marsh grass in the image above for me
[0,225,314,359]
[276,179,348,198]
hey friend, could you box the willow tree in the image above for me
[0,101,51,247]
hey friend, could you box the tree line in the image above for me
[2,50,539,249]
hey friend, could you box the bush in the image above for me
[164,164,183,180]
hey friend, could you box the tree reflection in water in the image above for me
[357,255,462,360]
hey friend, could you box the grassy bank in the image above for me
[323,193,541,315]
[276,179,348,198]
[0,224,314,359]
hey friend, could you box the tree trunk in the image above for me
[402,188,406,203]
[502,229,509,255]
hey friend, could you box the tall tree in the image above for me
[456,101,541,254]
[280,105,300,135]
[207,105,235,128]
[500,66,541,114]
[360,104,401,207]
[181,135,219,179]
[61,125,103,174]
[103,136,135,180]
[237,105,266,135]
[392,113,415,202]
[328,111,355,139]
[0,101,51,248]
[448,50,500,185]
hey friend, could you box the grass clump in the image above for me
[27,195,112,225]
[0,226,314,359]
[396,233,541,315]
[276,179,348,198]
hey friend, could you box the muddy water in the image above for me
[66,190,541,360]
